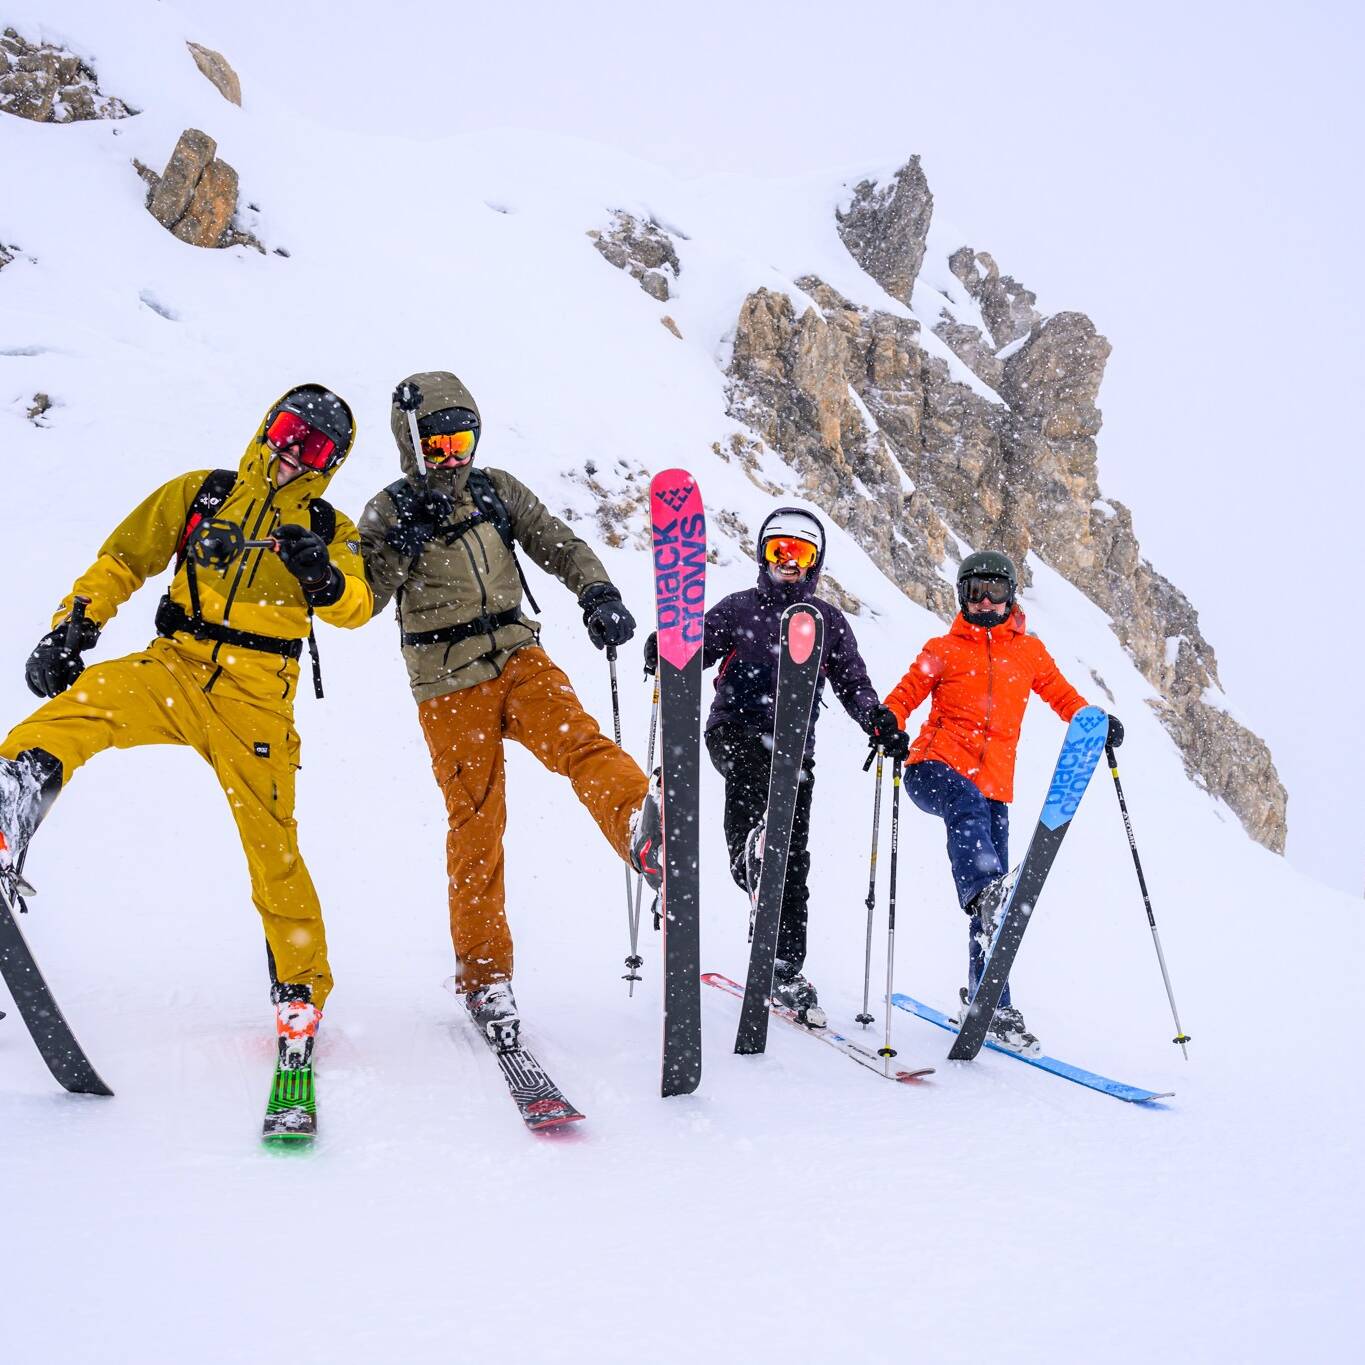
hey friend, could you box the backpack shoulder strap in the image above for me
[175,469,237,570]
[309,496,337,546]
[467,468,514,550]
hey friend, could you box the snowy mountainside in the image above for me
[0,5,1359,1362]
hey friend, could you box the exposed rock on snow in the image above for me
[724,157,1287,852]
[186,41,241,106]
[26,392,52,424]
[0,241,18,270]
[0,28,134,122]
[589,211,680,301]
[142,128,257,250]
[836,156,933,307]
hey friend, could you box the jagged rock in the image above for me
[589,212,681,301]
[26,393,52,424]
[172,157,239,248]
[0,242,16,270]
[145,129,243,249]
[948,247,1040,350]
[724,249,1287,852]
[0,28,133,122]
[660,315,682,339]
[836,157,933,306]
[933,317,1004,389]
[186,42,241,106]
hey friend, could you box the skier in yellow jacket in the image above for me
[0,385,372,1070]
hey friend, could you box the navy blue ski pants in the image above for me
[904,759,1011,1005]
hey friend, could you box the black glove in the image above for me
[643,631,658,675]
[384,486,454,558]
[25,615,101,699]
[868,704,910,761]
[1106,713,1124,748]
[579,583,636,650]
[274,524,342,606]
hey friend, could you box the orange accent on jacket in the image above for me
[884,608,1086,802]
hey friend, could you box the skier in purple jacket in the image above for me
[647,507,904,1024]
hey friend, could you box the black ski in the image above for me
[478,1031,585,1132]
[949,705,1110,1061]
[0,878,113,1096]
[735,603,825,1055]
[650,468,706,1097]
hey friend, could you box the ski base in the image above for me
[262,1063,316,1143]
[0,878,113,1096]
[893,994,1171,1104]
[706,974,934,1083]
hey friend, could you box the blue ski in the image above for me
[893,994,1172,1104]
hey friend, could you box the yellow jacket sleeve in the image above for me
[314,508,374,629]
[55,471,210,629]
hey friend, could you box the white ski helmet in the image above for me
[757,507,826,566]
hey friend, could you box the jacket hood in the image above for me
[755,505,826,590]
[240,383,356,503]
[391,369,483,496]
[950,605,1027,640]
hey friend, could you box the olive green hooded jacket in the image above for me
[357,370,610,703]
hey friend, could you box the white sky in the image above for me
[174,0,1364,891]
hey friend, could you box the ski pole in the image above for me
[606,646,643,994]
[856,746,884,1027]
[629,672,661,964]
[1106,744,1191,1059]
[393,382,430,492]
[878,758,903,1072]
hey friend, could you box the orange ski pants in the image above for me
[418,646,649,992]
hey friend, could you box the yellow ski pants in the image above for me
[0,637,332,1006]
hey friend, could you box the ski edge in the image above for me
[892,994,1172,1104]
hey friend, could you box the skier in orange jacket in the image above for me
[882,550,1122,1052]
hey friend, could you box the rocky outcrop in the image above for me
[836,157,933,306]
[186,42,241,106]
[0,29,134,121]
[589,211,681,302]
[142,129,245,249]
[722,157,1287,852]
[0,242,18,271]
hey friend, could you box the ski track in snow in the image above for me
[0,4,1359,1361]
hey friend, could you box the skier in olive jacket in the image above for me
[358,370,658,1050]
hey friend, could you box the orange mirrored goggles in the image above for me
[763,536,819,570]
[420,430,478,465]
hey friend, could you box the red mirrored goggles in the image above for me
[420,430,478,466]
[265,409,338,471]
[763,535,820,571]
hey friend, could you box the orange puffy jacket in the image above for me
[884,608,1087,802]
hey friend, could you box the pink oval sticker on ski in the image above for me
[788,609,817,665]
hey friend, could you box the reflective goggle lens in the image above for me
[266,410,337,470]
[964,575,1012,604]
[421,430,478,465]
[763,536,819,570]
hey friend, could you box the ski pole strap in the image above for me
[154,594,305,660]
[400,607,524,648]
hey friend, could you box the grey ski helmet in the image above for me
[757,507,826,570]
[956,549,1017,617]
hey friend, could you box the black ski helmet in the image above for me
[267,385,353,460]
[956,549,1018,617]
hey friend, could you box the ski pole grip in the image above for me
[393,382,424,412]
[862,739,878,772]
[64,596,89,650]
[1105,743,1117,769]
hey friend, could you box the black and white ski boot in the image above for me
[771,967,827,1029]
[466,981,521,1052]
[272,982,321,1069]
[629,771,664,894]
[954,987,1041,1056]
[743,817,765,935]
[0,748,62,898]
[967,875,1011,956]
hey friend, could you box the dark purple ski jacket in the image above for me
[701,511,880,753]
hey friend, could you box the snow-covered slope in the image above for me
[1,6,1358,1362]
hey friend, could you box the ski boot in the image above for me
[0,748,62,899]
[272,982,321,1069]
[743,817,765,936]
[967,875,1011,957]
[629,771,664,894]
[954,987,1041,1056]
[466,981,520,1052]
[771,964,827,1029]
